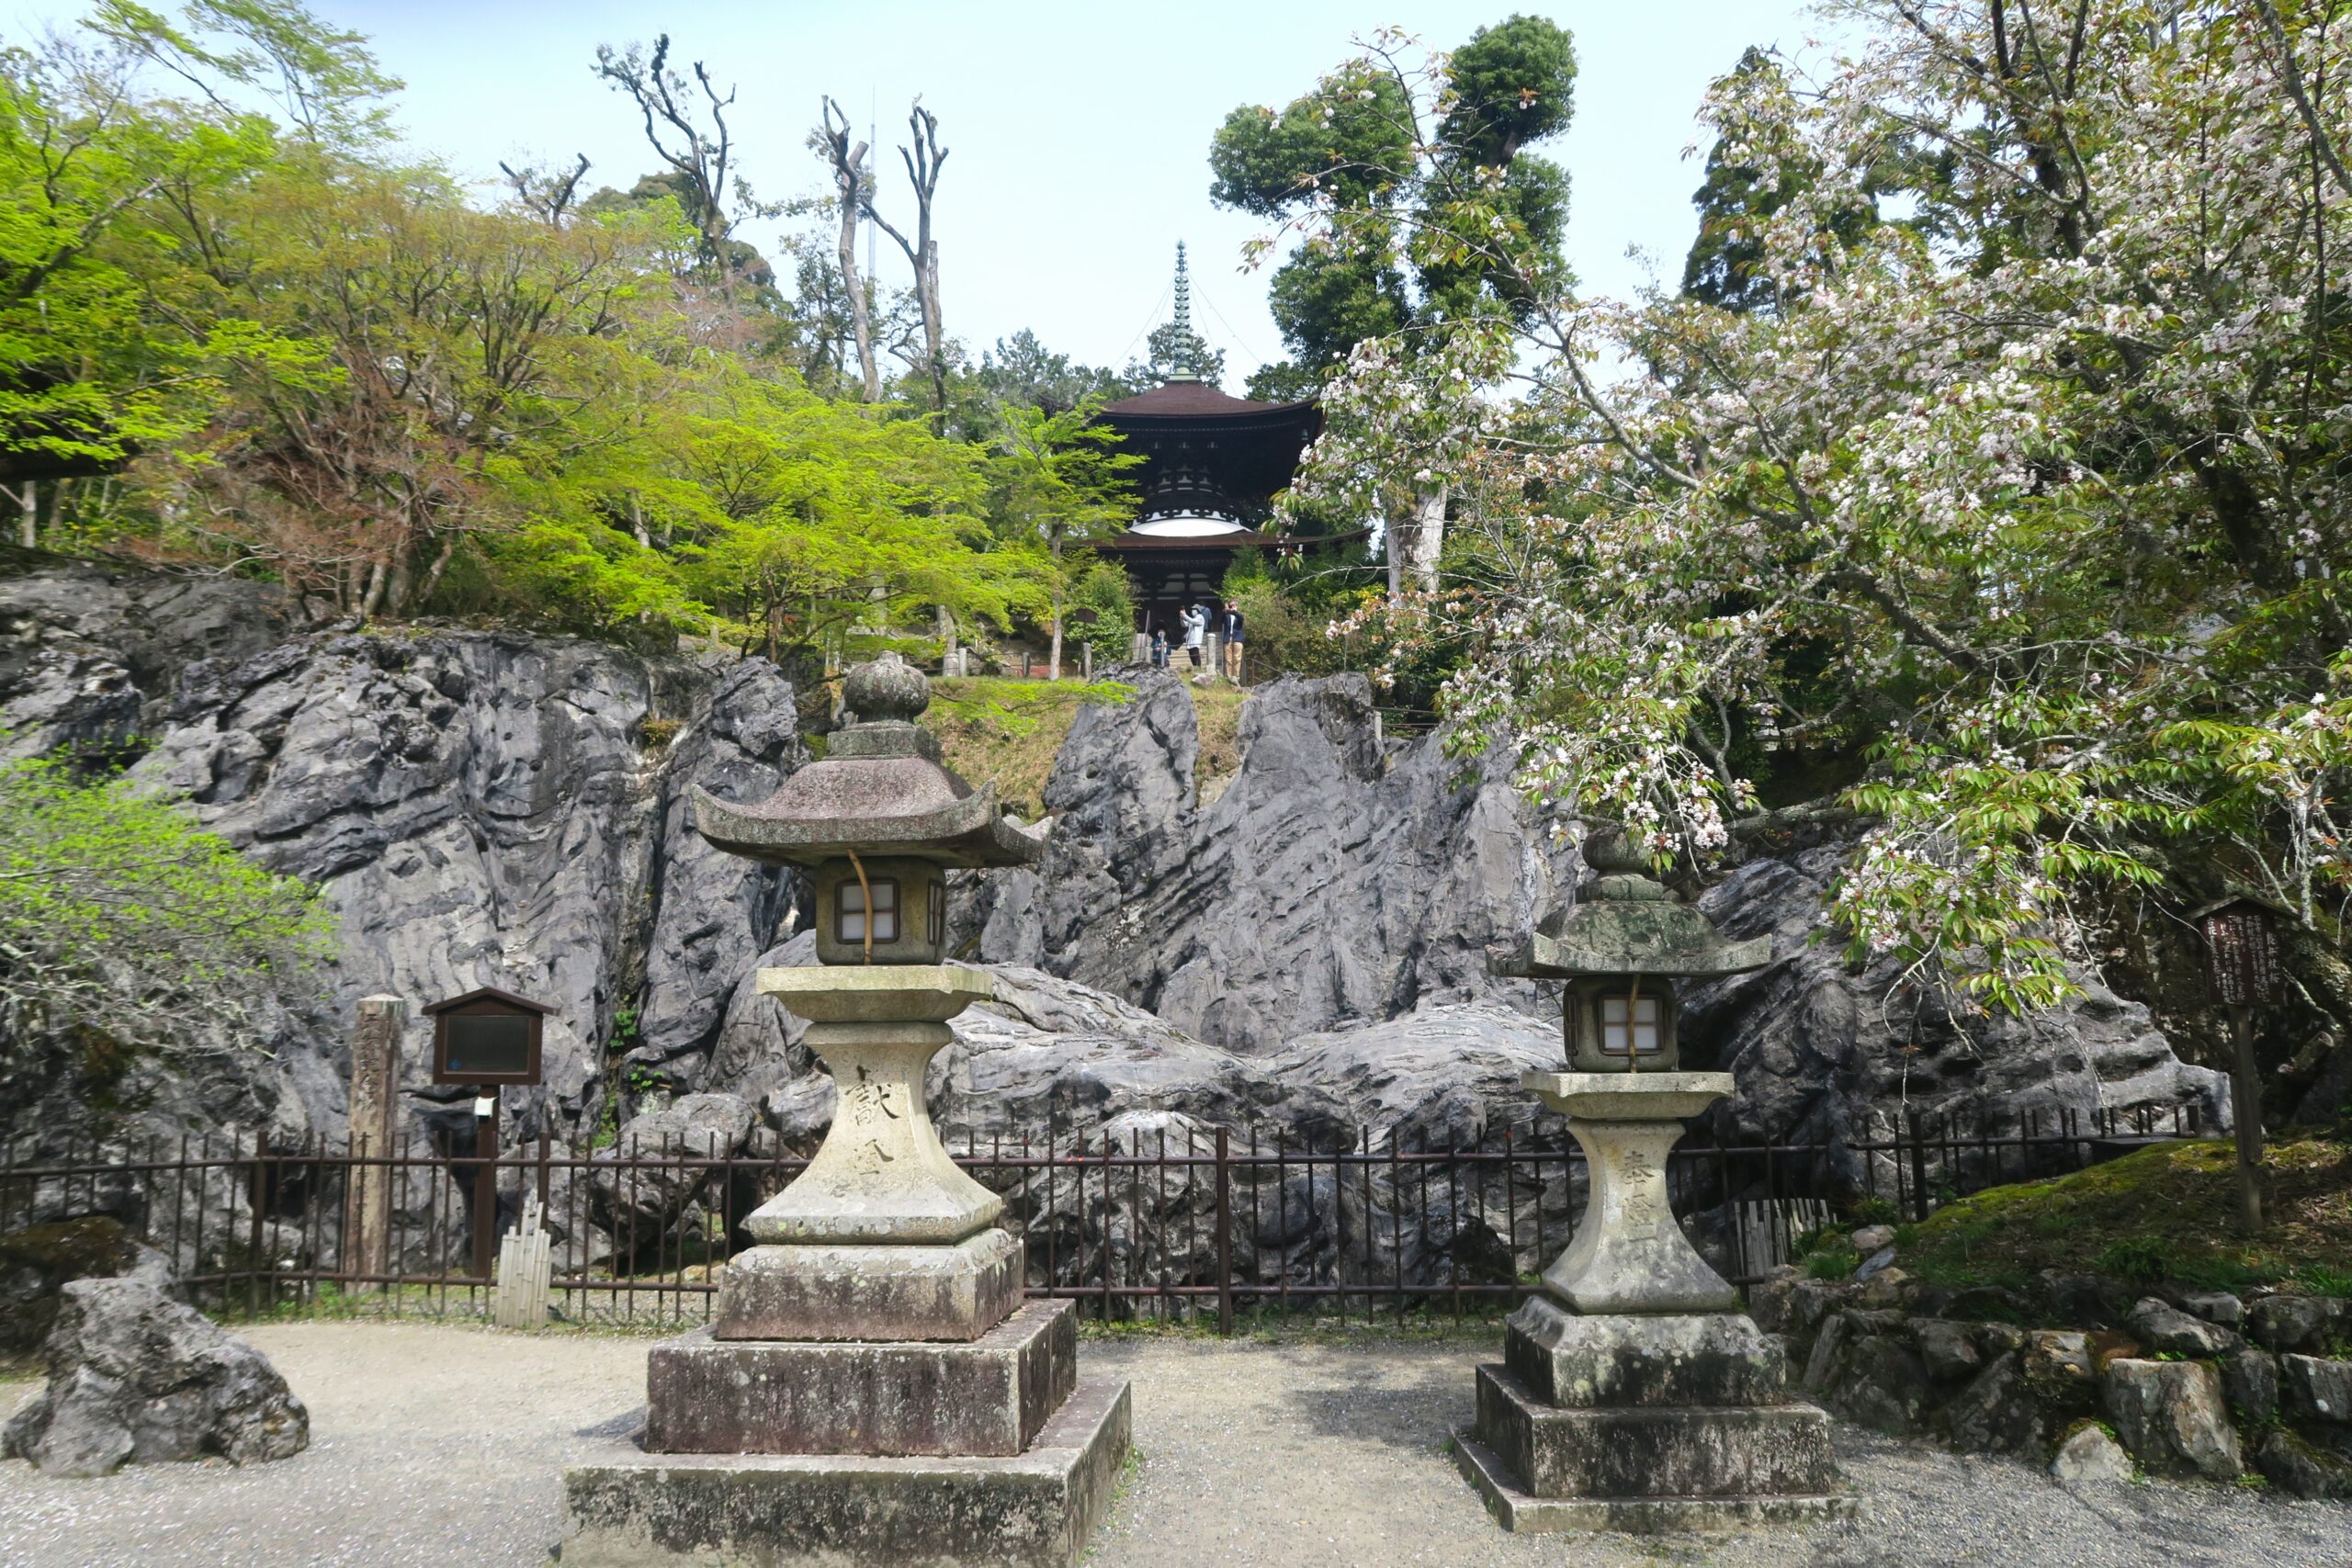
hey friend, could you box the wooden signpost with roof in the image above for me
[2194,895,2287,1235]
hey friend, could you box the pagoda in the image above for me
[1094,243,1327,635]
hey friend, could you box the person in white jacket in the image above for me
[1181,604,1206,667]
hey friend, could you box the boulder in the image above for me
[1911,1318,1983,1382]
[2049,1422,2135,1483]
[2281,1355,2352,1424]
[0,1216,179,1354]
[2126,1296,2242,1358]
[1940,1350,2045,1457]
[2101,1359,2243,1481]
[2220,1346,2281,1425]
[2178,1290,2244,1329]
[0,1279,306,1476]
[2255,1429,2352,1500]
[1850,1224,1897,1254]
[1807,1317,1930,1435]
[2247,1295,2347,1355]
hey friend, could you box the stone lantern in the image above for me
[1453,824,1854,1531]
[562,654,1129,1568]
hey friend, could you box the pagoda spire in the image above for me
[1167,241,1200,383]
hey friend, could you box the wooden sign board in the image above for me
[2199,900,2283,1008]
[424,985,554,1086]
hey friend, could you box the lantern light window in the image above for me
[1599,993,1664,1056]
[837,878,899,944]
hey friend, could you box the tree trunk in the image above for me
[1404,481,1446,595]
[358,557,390,621]
[1047,534,1064,682]
[819,99,882,401]
[14,481,37,549]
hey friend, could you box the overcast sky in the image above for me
[6,2,1849,384]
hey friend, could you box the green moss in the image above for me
[1902,1138,2351,1296]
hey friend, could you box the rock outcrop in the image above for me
[1,1278,307,1475]
[0,564,799,1158]
[960,671,1565,1053]
[1682,847,2230,1153]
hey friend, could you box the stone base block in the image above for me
[560,1376,1131,1568]
[1453,1428,1856,1534]
[647,1301,1076,1458]
[715,1229,1023,1343]
[1505,1299,1787,1408]
[1476,1364,1841,1499]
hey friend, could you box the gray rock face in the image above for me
[2101,1358,2243,1481]
[0,1278,306,1475]
[0,562,292,762]
[1680,848,2229,1151]
[0,570,798,1160]
[970,671,1564,1054]
[2222,1346,2281,1425]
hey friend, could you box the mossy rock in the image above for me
[0,1215,140,1352]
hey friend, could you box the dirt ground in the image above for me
[2,1319,2347,1568]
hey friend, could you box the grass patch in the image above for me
[926,677,1136,818]
[926,675,1249,818]
[1902,1137,2351,1296]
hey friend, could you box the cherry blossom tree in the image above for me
[1290,2,2352,1023]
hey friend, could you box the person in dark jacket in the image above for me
[1150,626,1170,669]
[1220,600,1246,682]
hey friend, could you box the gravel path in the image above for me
[2,1321,2346,1568]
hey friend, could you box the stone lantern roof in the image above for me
[689,653,1044,870]
[1490,825,1771,981]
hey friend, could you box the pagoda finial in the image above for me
[1168,241,1200,383]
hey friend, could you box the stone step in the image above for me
[1505,1300,1789,1408]
[562,1374,1132,1568]
[1474,1363,1841,1500]
[1453,1427,1857,1534]
[649,1299,1077,1458]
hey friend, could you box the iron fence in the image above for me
[0,1100,2207,1331]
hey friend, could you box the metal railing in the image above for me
[0,1101,2206,1330]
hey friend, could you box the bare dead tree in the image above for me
[498,153,592,228]
[812,97,882,401]
[593,35,742,299]
[861,99,948,431]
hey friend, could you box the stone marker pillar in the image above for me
[1454,827,1854,1531]
[345,994,404,1290]
[560,655,1128,1568]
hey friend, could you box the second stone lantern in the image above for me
[561,654,1129,1568]
[1455,825,1854,1530]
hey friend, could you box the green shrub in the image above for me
[1805,1248,1861,1281]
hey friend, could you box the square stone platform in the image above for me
[716,1229,1024,1342]
[647,1300,1076,1458]
[1457,1297,1857,1533]
[561,1376,1131,1568]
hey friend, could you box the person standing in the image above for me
[1221,599,1246,682]
[1150,626,1170,670]
[1182,603,1206,668]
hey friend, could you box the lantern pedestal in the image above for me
[562,964,1129,1567]
[1456,1071,1853,1532]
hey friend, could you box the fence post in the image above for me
[1905,1108,1930,1224]
[248,1128,268,1316]
[1215,1126,1233,1337]
[472,1097,499,1281]
[346,994,406,1291]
